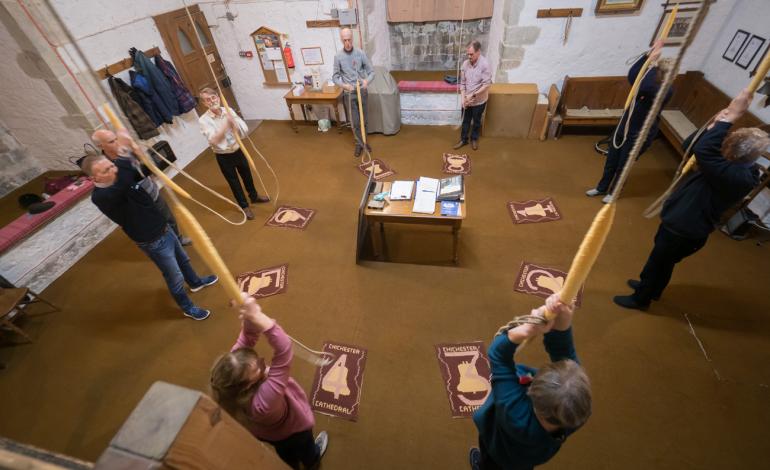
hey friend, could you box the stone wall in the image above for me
[389,19,491,71]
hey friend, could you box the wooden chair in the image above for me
[0,287,59,343]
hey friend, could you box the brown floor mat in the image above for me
[434,342,491,418]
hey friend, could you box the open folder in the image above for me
[412,177,439,214]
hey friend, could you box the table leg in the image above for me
[369,220,380,259]
[380,222,389,261]
[334,102,343,133]
[452,226,459,265]
[288,102,298,133]
[301,104,308,122]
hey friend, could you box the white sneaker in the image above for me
[585,188,606,197]
[602,194,613,204]
[315,431,329,459]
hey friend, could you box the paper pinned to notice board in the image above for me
[266,47,283,61]
[275,65,288,82]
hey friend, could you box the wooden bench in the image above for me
[660,71,767,154]
[555,73,688,137]
[556,75,630,136]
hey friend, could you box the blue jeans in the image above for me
[137,228,203,312]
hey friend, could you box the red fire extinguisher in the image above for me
[283,42,295,69]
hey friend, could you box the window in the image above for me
[177,27,194,55]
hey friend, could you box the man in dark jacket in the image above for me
[83,153,216,320]
[91,129,191,246]
[586,40,672,203]
[614,88,768,310]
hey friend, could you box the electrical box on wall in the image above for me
[338,8,357,25]
[239,51,253,58]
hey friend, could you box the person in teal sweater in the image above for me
[471,294,591,469]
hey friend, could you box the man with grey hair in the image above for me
[82,150,217,321]
[454,40,492,151]
[333,27,374,158]
[91,128,191,245]
[614,88,769,310]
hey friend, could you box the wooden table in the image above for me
[284,87,344,133]
[364,181,466,264]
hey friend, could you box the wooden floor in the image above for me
[1,121,768,469]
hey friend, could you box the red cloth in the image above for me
[0,177,93,253]
[397,80,459,93]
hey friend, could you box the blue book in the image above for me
[440,201,460,216]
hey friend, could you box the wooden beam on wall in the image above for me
[536,8,583,18]
[95,47,161,80]
[306,19,340,28]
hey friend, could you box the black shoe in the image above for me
[471,140,478,150]
[251,195,270,203]
[354,146,363,158]
[626,279,660,300]
[365,144,372,153]
[469,448,481,470]
[613,295,649,311]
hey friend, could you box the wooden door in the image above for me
[154,5,240,116]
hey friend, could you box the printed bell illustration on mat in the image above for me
[321,354,351,399]
[516,201,557,218]
[275,208,307,224]
[241,273,273,295]
[456,360,489,394]
[447,154,467,172]
[364,162,383,177]
[526,268,564,295]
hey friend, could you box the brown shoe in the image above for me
[471,140,478,150]
[453,140,468,150]
[251,195,270,203]
[243,207,255,220]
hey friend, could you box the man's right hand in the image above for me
[344,84,354,92]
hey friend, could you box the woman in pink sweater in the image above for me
[210,296,329,469]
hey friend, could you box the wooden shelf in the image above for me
[95,47,160,80]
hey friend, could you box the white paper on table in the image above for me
[390,180,414,200]
[412,177,439,214]
[266,47,283,61]
[275,66,288,82]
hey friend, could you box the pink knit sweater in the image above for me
[231,321,315,441]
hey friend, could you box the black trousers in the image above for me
[633,224,708,304]
[478,438,532,470]
[266,429,319,470]
[215,148,257,208]
[596,133,650,193]
[461,102,486,143]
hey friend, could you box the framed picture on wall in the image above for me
[751,44,769,76]
[723,30,749,62]
[595,0,644,15]
[736,35,766,69]
[650,7,698,46]
[301,47,324,66]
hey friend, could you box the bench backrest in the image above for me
[558,75,630,114]
[667,71,765,129]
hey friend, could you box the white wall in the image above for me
[199,0,348,120]
[699,0,770,122]
[48,0,208,165]
[0,4,90,181]
[486,0,737,93]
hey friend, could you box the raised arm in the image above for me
[231,296,294,415]
[542,294,578,363]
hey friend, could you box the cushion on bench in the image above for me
[397,80,459,93]
[0,177,93,253]
[660,110,698,141]
[564,107,624,118]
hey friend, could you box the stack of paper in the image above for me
[413,177,439,214]
[390,180,415,200]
